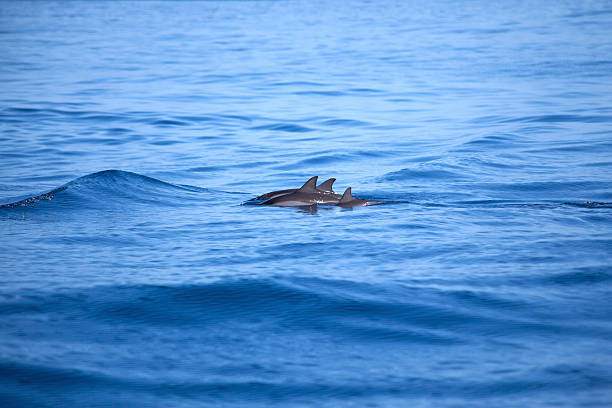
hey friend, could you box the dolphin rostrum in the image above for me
[255,177,340,201]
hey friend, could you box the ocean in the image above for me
[1,1,611,406]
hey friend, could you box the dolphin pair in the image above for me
[256,176,382,207]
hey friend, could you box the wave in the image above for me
[249,123,315,133]
[499,114,612,124]
[317,118,372,127]
[3,275,509,402]
[0,107,254,134]
[2,359,609,408]
[3,169,608,213]
[564,201,612,208]
[3,275,610,407]
[0,276,581,343]
[0,170,212,209]
[382,164,471,182]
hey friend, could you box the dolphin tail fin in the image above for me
[339,187,353,203]
[298,176,318,193]
[317,178,336,192]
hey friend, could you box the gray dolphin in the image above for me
[255,188,296,201]
[256,177,340,201]
[315,178,342,200]
[336,187,382,207]
[263,176,342,206]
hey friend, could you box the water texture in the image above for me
[1,1,612,407]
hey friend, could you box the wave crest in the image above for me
[0,170,209,209]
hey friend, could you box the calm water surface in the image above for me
[1,1,612,407]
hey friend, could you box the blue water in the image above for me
[1,1,612,406]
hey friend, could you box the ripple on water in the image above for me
[249,123,316,133]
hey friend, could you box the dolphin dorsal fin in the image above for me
[339,187,353,203]
[298,176,318,193]
[317,178,336,192]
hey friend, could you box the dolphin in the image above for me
[255,177,340,201]
[263,176,343,206]
[335,187,382,207]
[316,178,339,195]
[255,188,296,201]
[314,177,342,200]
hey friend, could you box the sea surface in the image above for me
[1,1,612,407]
